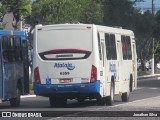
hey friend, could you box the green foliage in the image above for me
[2,0,31,17]
[0,3,6,16]
[18,0,32,17]
[104,0,134,28]
[154,11,160,63]
[78,0,104,24]
[1,0,31,29]
[153,11,160,39]
[133,11,155,38]
[31,0,103,25]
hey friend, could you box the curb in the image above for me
[20,95,36,98]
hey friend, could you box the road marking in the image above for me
[136,87,144,90]
[149,88,159,90]
[137,87,159,90]
[20,95,36,98]
[47,117,62,120]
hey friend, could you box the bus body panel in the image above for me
[34,25,94,85]
[3,63,24,99]
[36,59,92,85]
[96,25,137,95]
[34,80,100,97]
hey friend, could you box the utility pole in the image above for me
[151,0,155,75]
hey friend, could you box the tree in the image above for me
[133,11,156,71]
[0,2,6,28]
[30,0,160,72]
[153,10,160,66]
[31,0,103,25]
[0,2,6,17]
[103,0,159,71]
[103,0,135,28]
[78,0,103,24]
[1,0,32,29]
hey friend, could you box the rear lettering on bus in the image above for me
[54,63,75,70]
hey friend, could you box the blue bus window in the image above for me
[13,36,21,61]
[2,36,10,62]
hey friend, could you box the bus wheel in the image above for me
[96,93,105,105]
[77,98,85,103]
[49,97,67,107]
[105,81,114,106]
[96,97,105,106]
[10,88,21,107]
[130,75,133,92]
[121,91,130,102]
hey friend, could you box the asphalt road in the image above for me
[1,78,160,120]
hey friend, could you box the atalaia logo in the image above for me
[54,63,75,70]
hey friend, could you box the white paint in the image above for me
[20,95,36,98]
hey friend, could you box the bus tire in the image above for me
[10,88,21,107]
[130,75,133,92]
[49,97,67,107]
[121,91,130,102]
[77,98,85,103]
[96,97,105,106]
[105,81,114,106]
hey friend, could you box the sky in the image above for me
[134,0,160,12]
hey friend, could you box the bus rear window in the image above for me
[37,28,92,60]
[39,49,91,60]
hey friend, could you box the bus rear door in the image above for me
[22,40,29,94]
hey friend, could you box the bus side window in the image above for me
[105,33,111,60]
[2,36,9,62]
[110,34,117,60]
[97,32,102,60]
[9,37,15,62]
[105,34,117,60]
[126,36,132,60]
[121,35,132,60]
[121,35,127,60]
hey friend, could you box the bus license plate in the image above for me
[59,79,71,83]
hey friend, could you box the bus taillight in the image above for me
[34,67,41,84]
[90,65,97,83]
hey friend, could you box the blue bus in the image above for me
[0,30,29,107]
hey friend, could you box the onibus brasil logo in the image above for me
[54,63,75,70]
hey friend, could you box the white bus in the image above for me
[33,24,137,107]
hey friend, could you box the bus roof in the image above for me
[36,24,134,36]
[0,30,28,40]
[0,29,27,36]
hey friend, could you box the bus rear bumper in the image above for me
[34,80,100,97]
